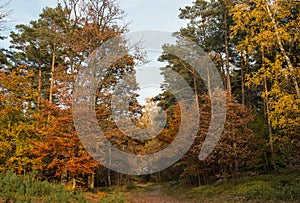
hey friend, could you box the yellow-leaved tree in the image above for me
[230,0,300,170]
[0,66,38,173]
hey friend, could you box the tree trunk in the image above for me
[72,177,76,190]
[61,169,67,185]
[223,167,228,185]
[224,12,232,97]
[107,169,111,187]
[262,46,277,173]
[88,174,95,189]
[240,54,245,105]
[49,42,56,104]
[197,174,201,186]
[245,51,250,106]
[38,63,42,105]
[108,145,112,186]
[193,69,199,108]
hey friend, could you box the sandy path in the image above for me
[126,185,194,203]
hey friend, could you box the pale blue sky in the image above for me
[1,0,193,48]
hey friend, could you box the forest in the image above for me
[0,0,299,202]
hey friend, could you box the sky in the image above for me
[1,0,194,47]
[0,0,194,103]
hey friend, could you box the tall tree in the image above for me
[179,0,234,95]
[230,0,300,170]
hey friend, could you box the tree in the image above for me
[32,104,99,189]
[179,0,234,95]
[0,66,38,173]
[152,31,256,185]
[10,5,68,105]
[8,0,140,187]
[230,0,300,170]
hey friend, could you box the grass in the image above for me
[163,171,300,202]
[0,170,88,202]
[0,171,125,203]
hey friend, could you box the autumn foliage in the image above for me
[0,0,299,190]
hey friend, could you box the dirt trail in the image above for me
[126,185,194,203]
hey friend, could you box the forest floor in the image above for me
[1,171,299,202]
[125,183,194,203]
[120,182,300,203]
[98,171,300,203]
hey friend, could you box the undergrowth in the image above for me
[164,171,300,202]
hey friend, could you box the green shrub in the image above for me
[233,173,300,201]
[0,170,87,202]
[173,172,300,202]
[235,180,279,200]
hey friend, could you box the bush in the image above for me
[172,171,300,202]
[0,170,87,202]
[235,180,279,200]
[233,173,300,201]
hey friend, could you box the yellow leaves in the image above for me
[230,0,299,58]
[246,72,262,88]
[0,66,40,172]
[269,93,300,131]
[230,3,251,37]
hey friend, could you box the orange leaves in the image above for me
[32,104,99,178]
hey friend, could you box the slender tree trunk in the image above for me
[118,173,122,186]
[240,54,245,105]
[193,69,199,107]
[108,145,112,186]
[88,174,95,189]
[181,63,200,106]
[264,0,299,97]
[262,46,277,173]
[223,166,228,185]
[49,43,56,104]
[72,177,76,190]
[206,67,212,99]
[70,53,74,88]
[107,169,111,187]
[245,51,250,106]
[61,169,67,185]
[38,63,42,105]
[224,13,232,97]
